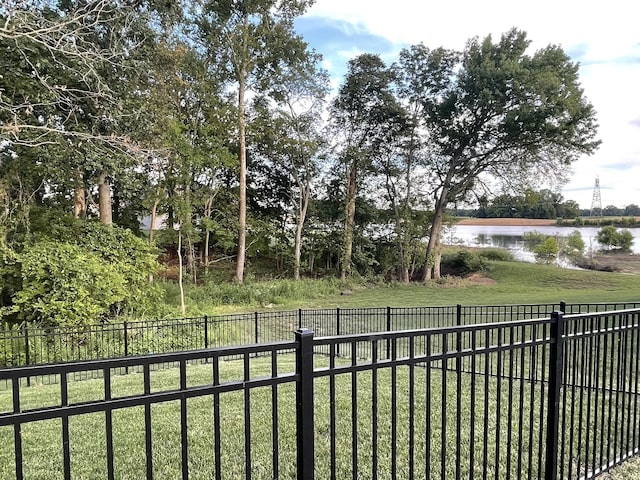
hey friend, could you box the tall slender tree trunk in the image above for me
[293,188,309,281]
[178,229,186,316]
[149,190,161,243]
[203,195,214,266]
[98,172,113,226]
[385,176,410,284]
[73,171,85,219]
[341,162,357,280]
[235,75,247,284]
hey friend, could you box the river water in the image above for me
[445,225,640,264]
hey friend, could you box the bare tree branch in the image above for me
[1,0,141,149]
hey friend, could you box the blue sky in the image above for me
[295,0,640,209]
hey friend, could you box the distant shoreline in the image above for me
[455,218,558,226]
[455,217,640,227]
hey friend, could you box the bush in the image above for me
[534,237,559,261]
[477,248,514,262]
[522,231,547,246]
[9,242,127,326]
[597,226,634,251]
[563,230,585,258]
[441,250,487,275]
[2,220,162,326]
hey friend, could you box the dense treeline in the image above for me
[1,1,600,325]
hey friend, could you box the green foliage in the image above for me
[533,237,559,261]
[0,243,21,309]
[2,220,161,326]
[479,189,580,219]
[9,242,126,326]
[441,250,487,275]
[477,249,515,262]
[597,226,635,251]
[563,230,585,258]
[44,221,161,313]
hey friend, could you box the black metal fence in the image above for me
[3,301,639,370]
[1,307,640,479]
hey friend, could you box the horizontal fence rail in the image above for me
[3,302,640,371]
[1,307,640,479]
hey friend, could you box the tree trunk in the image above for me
[98,172,113,226]
[178,229,186,316]
[149,195,160,243]
[340,162,357,280]
[73,171,85,219]
[187,235,197,285]
[423,189,448,281]
[293,188,309,281]
[235,75,247,284]
[203,195,214,266]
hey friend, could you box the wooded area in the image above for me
[1,1,600,325]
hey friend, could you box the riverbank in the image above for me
[577,253,640,275]
[456,217,557,226]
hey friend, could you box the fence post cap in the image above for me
[295,328,314,336]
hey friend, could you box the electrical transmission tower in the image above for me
[590,176,602,216]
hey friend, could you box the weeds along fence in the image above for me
[2,302,639,375]
[1,308,640,479]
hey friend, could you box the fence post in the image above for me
[544,311,565,480]
[254,312,259,344]
[336,308,340,357]
[23,325,31,386]
[123,321,129,374]
[386,306,392,359]
[295,328,315,480]
[204,316,209,349]
[559,301,566,314]
[456,304,462,327]
[298,309,303,330]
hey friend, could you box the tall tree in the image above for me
[399,30,599,280]
[250,53,329,279]
[330,54,406,280]
[197,0,314,284]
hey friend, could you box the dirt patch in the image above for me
[576,254,640,275]
[456,217,558,227]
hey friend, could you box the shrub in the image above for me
[522,231,547,246]
[441,250,487,275]
[2,220,162,326]
[534,237,559,261]
[597,226,634,251]
[9,242,127,326]
[477,248,514,262]
[563,230,585,258]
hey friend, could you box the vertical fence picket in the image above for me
[544,311,565,480]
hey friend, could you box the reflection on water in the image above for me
[446,224,640,267]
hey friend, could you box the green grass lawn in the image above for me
[3,260,640,479]
[0,354,546,479]
[298,261,640,310]
[159,258,640,316]
[2,341,639,479]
